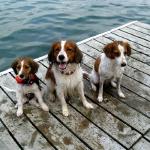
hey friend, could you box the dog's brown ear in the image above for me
[30,59,39,74]
[11,58,19,75]
[103,42,117,59]
[48,42,59,63]
[124,42,131,56]
[75,44,83,63]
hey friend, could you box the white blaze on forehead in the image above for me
[57,40,68,62]
[18,60,24,75]
[118,44,127,64]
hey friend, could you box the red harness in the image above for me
[15,74,41,100]
[15,74,39,85]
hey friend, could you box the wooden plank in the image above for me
[0,74,90,150]
[86,39,150,87]
[78,44,150,101]
[39,60,142,148]
[102,33,150,57]
[127,24,150,36]
[132,138,150,150]
[134,21,150,30]
[120,27,150,42]
[81,48,150,117]
[112,30,150,49]
[0,121,20,150]
[145,130,150,141]
[90,35,150,65]
[0,88,54,150]
[40,59,150,133]
[95,36,150,74]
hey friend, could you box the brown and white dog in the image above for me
[11,57,49,117]
[45,40,93,116]
[90,41,131,102]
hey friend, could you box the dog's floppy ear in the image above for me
[124,42,131,56]
[48,42,58,63]
[103,42,117,59]
[75,44,83,63]
[11,58,19,75]
[30,59,39,74]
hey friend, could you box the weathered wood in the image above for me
[127,24,150,36]
[0,87,54,150]
[38,60,127,149]
[89,35,150,65]
[0,121,20,150]
[1,73,90,150]
[78,43,150,101]
[94,36,150,75]
[145,130,150,141]
[101,33,150,57]
[86,39,150,87]
[112,30,150,49]
[134,21,150,30]
[120,27,150,42]
[40,59,150,134]
[39,60,141,148]
[132,138,150,150]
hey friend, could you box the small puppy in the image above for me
[90,41,131,102]
[45,40,93,116]
[11,57,49,117]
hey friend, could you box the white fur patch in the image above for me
[18,60,24,75]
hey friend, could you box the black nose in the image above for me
[19,74,24,78]
[58,55,65,61]
[121,63,126,67]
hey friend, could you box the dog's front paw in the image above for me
[97,96,103,102]
[84,101,94,109]
[118,91,125,98]
[62,107,69,117]
[17,109,23,117]
[41,103,49,111]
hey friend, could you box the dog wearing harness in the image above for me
[11,57,49,117]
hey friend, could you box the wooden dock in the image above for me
[0,21,150,150]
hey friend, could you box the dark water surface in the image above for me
[0,0,150,71]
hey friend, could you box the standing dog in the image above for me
[11,57,49,116]
[45,40,93,116]
[90,41,131,102]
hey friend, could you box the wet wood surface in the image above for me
[0,21,150,150]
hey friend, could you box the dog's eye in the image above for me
[67,48,72,51]
[25,66,29,69]
[17,65,21,69]
[55,48,60,52]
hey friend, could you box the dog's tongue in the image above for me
[59,63,66,70]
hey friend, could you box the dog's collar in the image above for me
[15,74,39,86]
[50,62,76,75]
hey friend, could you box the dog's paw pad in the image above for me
[97,96,103,102]
[41,103,49,111]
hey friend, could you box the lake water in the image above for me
[0,0,150,71]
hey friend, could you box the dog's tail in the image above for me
[1,85,16,92]
[82,70,90,80]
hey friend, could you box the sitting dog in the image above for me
[11,57,49,116]
[45,40,93,116]
[90,41,131,102]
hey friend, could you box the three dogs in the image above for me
[11,40,131,117]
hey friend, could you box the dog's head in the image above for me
[103,41,131,67]
[48,40,83,71]
[11,57,39,79]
